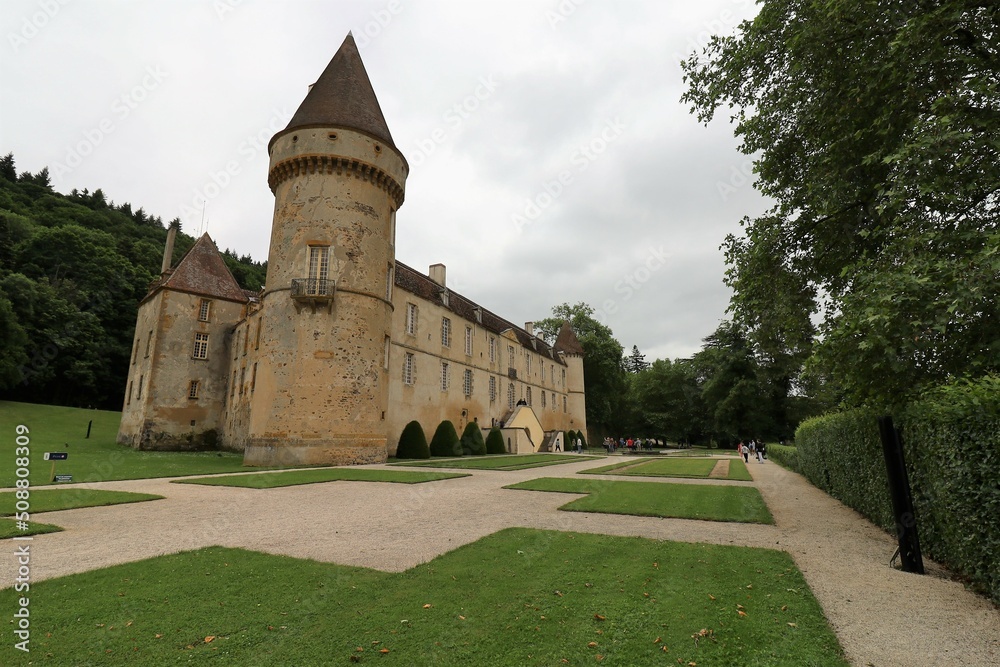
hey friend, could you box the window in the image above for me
[137,375,143,399]
[541,363,545,382]
[441,317,451,347]
[132,336,139,364]
[188,380,200,399]
[389,208,397,246]
[526,386,532,406]
[403,352,414,385]
[251,363,257,392]
[489,337,496,363]
[198,299,211,322]
[308,245,330,282]
[507,383,515,409]
[551,392,556,411]
[508,345,515,366]
[465,326,473,356]
[405,303,417,335]
[243,326,249,355]
[550,364,555,385]
[127,381,133,405]
[526,355,531,376]
[255,319,261,350]
[441,290,449,307]
[385,263,394,301]
[440,361,450,391]
[563,396,567,413]
[145,330,153,358]
[541,391,546,408]
[239,366,246,395]
[231,370,237,397]
[562,368,566,387]
[193,333,209,359]
[489,376,496,402]
[463,369,473,396]
[383,335,391,370]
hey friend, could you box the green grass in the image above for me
[0,517,62,538]
[393,453,602,471]
[582,457,753,481]
[0,401,298,488]
[174,468,468,488]
[0,528,846,666]
[0,488,163,516]
[506,477,774,524]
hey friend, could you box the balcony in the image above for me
[291,278,335,305]
[507,367,518,380]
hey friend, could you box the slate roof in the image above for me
[394,261,573,365]
[145,234,248,305]
[553,320,585,356]
[270,33,396,151]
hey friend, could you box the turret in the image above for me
[243,34,408,466]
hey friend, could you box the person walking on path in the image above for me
[740,441,749,463]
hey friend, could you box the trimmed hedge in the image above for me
[765,443,799,472]
[460,422,487,456]
[794,376,1000,604]
[395,421,430,459]
[429,420,462,457]
[485,427,506,455]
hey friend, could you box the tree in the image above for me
[460,421,486,456]
[624,345,649,373]
[485,427,506,454]
[395,420,430,459]
[536,303,628,434]
[429,420,461,457]
[629,358,706,444]
[682,2,1000,407]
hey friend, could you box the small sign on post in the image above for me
[53,474,73,483]
[44,452,69,483]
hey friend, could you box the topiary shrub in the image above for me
[565,430,577,447]
[395,420,430,459]
[429,419,462,457]
[460,422,487,456]
[485,427,506,454]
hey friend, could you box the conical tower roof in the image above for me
[148,234,248,304]
[271,33,395,151]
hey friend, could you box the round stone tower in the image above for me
[243,33,407,466]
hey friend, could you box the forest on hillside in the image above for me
[0,154,266,410]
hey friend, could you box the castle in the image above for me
[116,34,587,466]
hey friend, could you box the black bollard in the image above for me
[877,416,924,574]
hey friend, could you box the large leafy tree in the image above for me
[682,1,1000,407]
[536,302,628,434]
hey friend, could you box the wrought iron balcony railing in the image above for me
[291,278,335,301]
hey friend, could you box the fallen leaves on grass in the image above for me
[593,614,606,621]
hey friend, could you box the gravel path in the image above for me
[4,455,998,666]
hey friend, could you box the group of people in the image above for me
[737,439,766,463]
[603,437,650,453]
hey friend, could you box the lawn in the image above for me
[174,468,468,488]
[0,528,846,666]
[0,401,294,487]
[582,457,754,481]
[0,489,163,515]
[0,517,61,538]
[394,453,602,471]
[506,477,774,524]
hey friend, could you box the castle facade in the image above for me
[116,35,587,466]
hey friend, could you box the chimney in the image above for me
[525,321,534,336]
[429,263,446,287]
[161,221,179,274]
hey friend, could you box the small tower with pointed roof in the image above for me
[242,33,408,466]
[118,232,249,450]
[554,321,588,439]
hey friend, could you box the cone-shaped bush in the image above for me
[395,420,430,459]
[429,419,462,457]
[578,431,588,448]
[565,430,577,447]
[485,427,506,455]
[460,422,487,456]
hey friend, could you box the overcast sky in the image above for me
[1,0,770,361]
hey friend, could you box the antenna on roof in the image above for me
[199,204,208,236]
